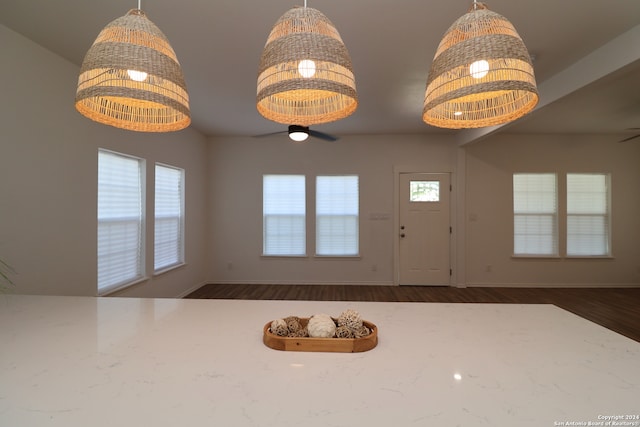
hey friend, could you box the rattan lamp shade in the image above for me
[423,2,538,129]
[75,9,190,132]
[257,6,357,126]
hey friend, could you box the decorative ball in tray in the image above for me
[263,309,378,353]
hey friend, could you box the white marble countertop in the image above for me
[1,295,639,426]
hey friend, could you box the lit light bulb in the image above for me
[289,131,309,142]
[127,69,148,82]
[469,60,489,79]
[298,60,316,78]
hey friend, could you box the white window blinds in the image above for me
[567,174,610,256]
[316,175,359,255]
[155,164,185,271]
[263,175,306,255]
[513,173,558,256]
[98,150,144,294]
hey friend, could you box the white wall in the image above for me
[207,134,458,285]
[0,25,209,297]
[2,25,638,294]
[465,133,640,287]
[206,132,640,288]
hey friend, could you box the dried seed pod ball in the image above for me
[353,325,371,338]
[284,316,302,333]
[292,328,309,338]
[335,325,354,338]
[337,309,363,330]
[307,313,336,338]
[270,318,289,336]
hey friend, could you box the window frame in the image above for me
[566,173,612,258]
[154,163,186,273]
[513,172,613,259]
[512,173,559,257]
[262,174,307,257]
[262,174,361,258]
[97,149,146,295]
[315,175,360,257]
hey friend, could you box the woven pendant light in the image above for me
[257,5,357,126]
[76,8,190,132]
[423,1,538,129]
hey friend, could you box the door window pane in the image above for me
[410,181,439,202]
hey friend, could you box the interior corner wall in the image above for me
[206,134,457,286]
[0,25,209,297]
[464,133,640,287]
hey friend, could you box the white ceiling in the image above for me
[2,0,640,143]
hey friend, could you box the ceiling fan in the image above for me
[254,125,339,142]
[619,128,640,143]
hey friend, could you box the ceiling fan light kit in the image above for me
[288,125,310,142]
[423,1,539,129]
[75,6,190,132]
[254,125,339,142]
[256,4,358,127]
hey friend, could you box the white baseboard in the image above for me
[176,280,209,298]
[464,282,640,288]
[205,280,395,286]
[198,281,639,289]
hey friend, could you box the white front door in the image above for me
[398,173,451,286]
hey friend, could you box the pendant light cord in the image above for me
[472,1,487,11]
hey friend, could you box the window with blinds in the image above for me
[263,175,306,256]
[513,173,558,256]
[316,175,359,256]
[567,173,611,256]
[155,164,185,271]
[97,150,145,294]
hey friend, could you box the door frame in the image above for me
[393,166,459,286]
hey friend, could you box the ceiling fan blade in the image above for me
[309,129,339,141]
[253,126,339,142]
[252,131,288,138]
[618,133,640,143]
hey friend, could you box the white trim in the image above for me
[154,163,185,272]
[176,280,209,298]
[97,149,146,295]
[465,282,640,288]
[393,167,456,287]
[205,280,395,286]
[98,276,149,297]
[153,262,186,276]
[201,281,640,289]
[455,147,466,288]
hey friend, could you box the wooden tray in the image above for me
[263,319,378,353]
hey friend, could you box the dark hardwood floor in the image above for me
[186,284,640,343]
